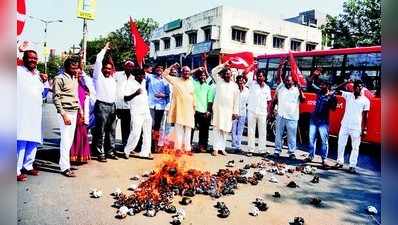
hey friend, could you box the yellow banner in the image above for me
[77,0,96,20]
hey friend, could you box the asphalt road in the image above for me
[16,103,381,225]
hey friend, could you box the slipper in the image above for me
[62,169,76,177]
[139,155,154,160]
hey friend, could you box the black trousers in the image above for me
[192,111,211,148]
[92,101,117,157]
[150,109,165,131]
[116,109,131,147]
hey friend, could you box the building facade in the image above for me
[149,6,325,68]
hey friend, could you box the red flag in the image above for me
[222,52,254,69]
[288,51,306,86]
[129,17,149,67]
[17,0,26,36]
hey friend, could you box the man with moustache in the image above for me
[210,61,240,156]
[91,42,118,162]
[271,75,306,159]
[17,50,48,181]
[53,57,80,177]
[115,60,135,149]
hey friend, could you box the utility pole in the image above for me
[29,16,63,74]
[81,19,88,69]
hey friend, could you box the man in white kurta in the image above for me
[123,69,153,159]
[211,62,240,155]
[17,50,46,181]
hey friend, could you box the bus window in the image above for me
[297,56,313,69]
[268,58,282,69]
[313,55,345,86]
[346,53,381,91]
[346,53,381,67]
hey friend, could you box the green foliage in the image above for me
[85,18,159,70]
[37,55,63,78]
[321,0,381,48]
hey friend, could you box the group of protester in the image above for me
[16,42,370,181]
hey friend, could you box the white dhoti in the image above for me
[247,112,268,153]
[337,126,361,167]
[58,111,78,172]
[174,124,191,151]
[124,113,152,157]
[213,128,228,151]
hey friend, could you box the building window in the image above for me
[253,32,267,46]
[306,43,317,51]
[232,28,246,43]
[188,33,197,44]
[153,41,159,51]
[163,38,170,49]
[290,40,301,51]
[273,37,285,49]
[203,28,211,41]
[174,35,183,47]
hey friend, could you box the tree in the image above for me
[37,55,63,78]
[85,18,159,70]
[321,0,381,48]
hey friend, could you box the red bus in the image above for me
[256,46,381,144]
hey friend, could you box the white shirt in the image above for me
[115,71,134,109]
[93,48,117,103]
[247,81,271,116]
[17,66,44,143]
[341,91,370,130]
[124,79,150,115]
[238,87,249,117]
[276,83,300,120]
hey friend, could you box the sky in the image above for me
[19,0,344,55]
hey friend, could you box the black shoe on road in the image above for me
[334,163,343,169]
[304,157,313,163]
[97,156,107,162]
[348,167,357,174]
[289,154,296,160]
[273,152,280,159]
[107,154,118,160]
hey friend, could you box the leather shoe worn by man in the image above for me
[21,168,40,176]
[17,174,28,182]
[107,154,118,160]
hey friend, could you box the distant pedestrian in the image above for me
[91,42,118,162]
[231,75,249,153]
[271,75,306,159]
[210,61,240,156]
[17,50,47,181]
[53,57,80,177]
[335,80,370,174]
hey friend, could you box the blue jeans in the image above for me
[231,116,246,149]
[308,120,329,160]
[275,115,298,154]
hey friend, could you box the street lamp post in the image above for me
[29,16,63,74]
